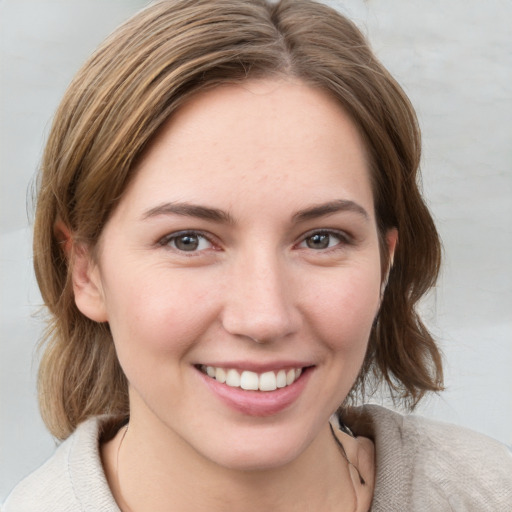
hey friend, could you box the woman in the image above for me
[4,0,511,510]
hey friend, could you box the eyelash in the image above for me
[158,229,352,255]
[159,230,216,254]
[296,229,352,252]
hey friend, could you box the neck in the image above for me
[102,413,358,512]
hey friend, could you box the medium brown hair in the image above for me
[34,0,443,439]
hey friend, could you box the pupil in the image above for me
[176,234,199,251]
[307,233,329,249]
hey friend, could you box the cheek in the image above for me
[303,265,381,352]
[102,269,219,370]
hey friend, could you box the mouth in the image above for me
[196,364,309,392]
[195,363,314,416]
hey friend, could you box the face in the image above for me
[75,79,396,471]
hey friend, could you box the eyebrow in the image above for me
[141,199,369,225]
[141,202,235,224]
[292,199,369,222]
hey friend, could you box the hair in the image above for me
[34,0,443,440]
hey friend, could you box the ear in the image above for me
[385,228,398,269]
[381,228,398,295]
[54,218,73,258]
[71,244,109,323]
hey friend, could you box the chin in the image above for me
[211,442,303,472]
[194,420,317,473]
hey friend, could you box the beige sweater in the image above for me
[4,405,512,511]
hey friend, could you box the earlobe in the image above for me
[71,245,108,323]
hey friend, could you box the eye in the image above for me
[298,231,348,250]
[162,231,213,252]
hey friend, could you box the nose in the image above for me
[220,248,300,344]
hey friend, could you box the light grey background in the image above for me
[1,0,511,501]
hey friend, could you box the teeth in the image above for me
[201,365,304,392]
[226,369,241,387]
[259,371,277,391]
[215,367,226,383]
[276,369,287,388]
[240,371,259,390]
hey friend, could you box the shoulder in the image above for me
[344,404,512,511]
[2,417,120,512]
[404,410,512,510]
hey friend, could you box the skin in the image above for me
[73,78,396,511]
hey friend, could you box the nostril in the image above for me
[221,311,300,346]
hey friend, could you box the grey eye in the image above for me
[174,234,200,251]
[165,232,212,252]
[305,233,331,249]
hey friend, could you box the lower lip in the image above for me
[198,368,312,417]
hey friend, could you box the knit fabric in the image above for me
[347,405,512,511]
[4,405,511,511]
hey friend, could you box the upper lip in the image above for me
[195,361,314,373]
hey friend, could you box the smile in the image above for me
[199,365,303,392]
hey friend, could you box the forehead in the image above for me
[116,78,375,221]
